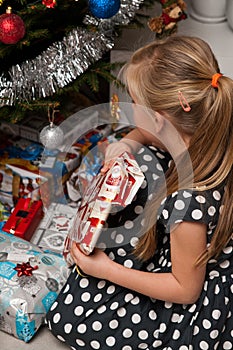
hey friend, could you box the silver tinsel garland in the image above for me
[0,0,145,107]
[0,29,113,107]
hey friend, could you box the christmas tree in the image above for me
[0,0,156,123]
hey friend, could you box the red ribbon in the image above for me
[14,262,38,277]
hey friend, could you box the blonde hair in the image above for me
[124,35,233,264]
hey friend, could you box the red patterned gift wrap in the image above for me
[2,198,44,241]
[63,152,145,262]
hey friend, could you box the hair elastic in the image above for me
[211,73,222,88]
[178,91,191,112]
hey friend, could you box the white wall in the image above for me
[111,0,233,103]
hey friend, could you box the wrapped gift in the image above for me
[7,163,48,204]
[0,201,11,223]
[0,158,46,207]
[0,229,69,342]
[0,114,64,143]
[70,150,103,202]
[0,164,14,206]
[2,198,44,241]
[63,152,145,262]
[39,146,82,176]
[31,202,78,255]
[0,136,44,161]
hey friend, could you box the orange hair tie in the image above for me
[211,73,222,88]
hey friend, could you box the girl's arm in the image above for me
[71,221,207,304]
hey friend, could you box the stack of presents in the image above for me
[0,106,133,342]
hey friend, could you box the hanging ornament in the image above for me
[88,0,121,19]
[0,7,26,44]
[40,124,64,149]
[110,93,121,122]
[42,0,57,9]
[39,106,64,149]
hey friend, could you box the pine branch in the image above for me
[0,0,159,123]
[0,58,126,122]
[0,0,88,70]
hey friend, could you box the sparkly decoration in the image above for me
[40,124,64,149]
[0,0,144,106]
[14,262,38,277]
[40,106,64,149]
[110,93,121,121]
[0,27,114,106]
[84,0,144,33]
[42,0,57,9]
[88,0,121,19]
[0,7,26,44]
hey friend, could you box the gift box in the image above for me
[39,146,82,204]
[2,198,44,241]
[0,145,46,207]
[64,152,145,261]
[31,202,78,255]
[66,126,118,205]
[38,125,112,206]
[0,201,11,223]
[68,150,103,203]
[59,108,99,150]
[0,114,64,143]
[0,164,41,207]
[0,229,69,342]
[6,164,48,204]
[0,164,14,206]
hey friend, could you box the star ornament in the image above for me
[14,262,38,277]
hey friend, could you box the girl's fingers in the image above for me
[70,243,81,264]
[100,160,115,173]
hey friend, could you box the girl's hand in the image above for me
[101,140,132,173]
[70,243,113,279]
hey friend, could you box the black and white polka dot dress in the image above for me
[46,146,233,350]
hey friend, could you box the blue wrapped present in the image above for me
[0,229,69,342]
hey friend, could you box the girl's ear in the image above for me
[154,112,165,133]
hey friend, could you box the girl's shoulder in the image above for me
[159,186,224,232]
[135,145,172,172]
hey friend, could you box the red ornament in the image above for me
[42,0,57,9]
[0,7,25,45]
[14,262,38,277]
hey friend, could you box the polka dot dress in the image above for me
[46,146,233,349]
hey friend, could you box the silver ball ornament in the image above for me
[40,123,64,149]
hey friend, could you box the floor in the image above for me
[1,0,233,348]
[1,325,69,350]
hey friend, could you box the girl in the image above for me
[46,36,233,349]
